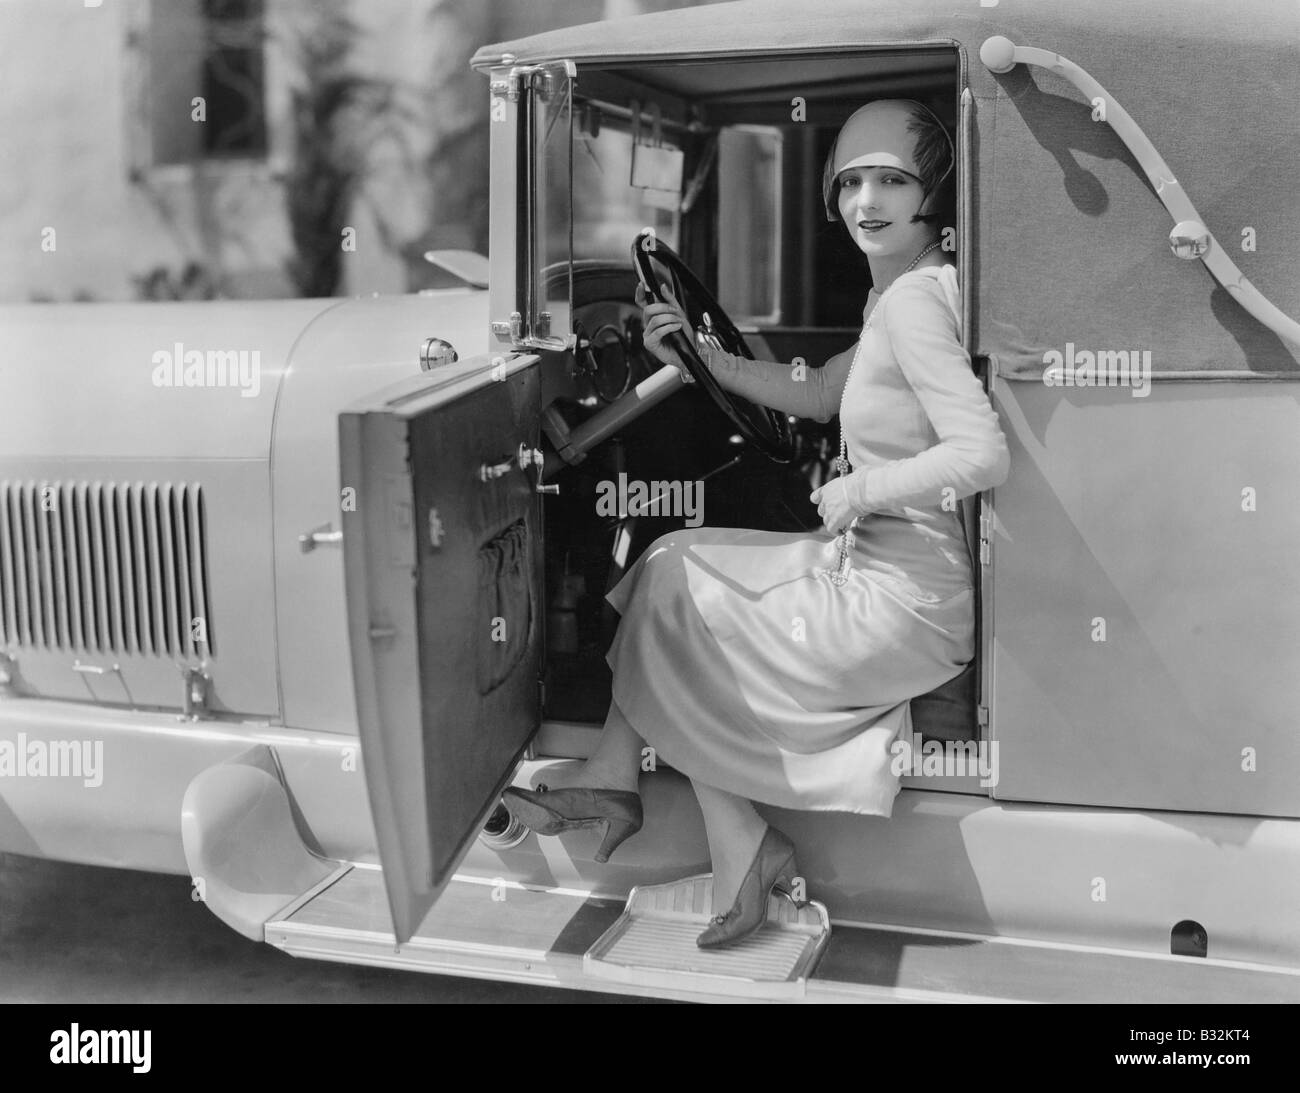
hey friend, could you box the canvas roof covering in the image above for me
[474,0,1300,376]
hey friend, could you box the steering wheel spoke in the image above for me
[631,231,794,463]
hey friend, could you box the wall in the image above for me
[0,0,706,303]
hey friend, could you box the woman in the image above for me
[504,100,1010,949]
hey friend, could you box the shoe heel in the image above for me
[594,818,639,863]
[772,858,799,900]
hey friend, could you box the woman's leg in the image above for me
[692,779,769,911]
[558,697,644,793]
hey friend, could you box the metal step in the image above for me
[584,874,830,998]
[265,866,1300,1003]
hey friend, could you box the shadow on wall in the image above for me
[133,262,221,301]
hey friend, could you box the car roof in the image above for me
[470,0,1286,71]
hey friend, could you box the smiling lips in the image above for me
[858,220,891,232]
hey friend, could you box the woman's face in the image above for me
[835,166,933,261]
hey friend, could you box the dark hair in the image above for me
[905,104,955,224]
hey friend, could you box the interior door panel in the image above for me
[339,354,544,942]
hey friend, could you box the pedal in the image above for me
[583,873,830,998]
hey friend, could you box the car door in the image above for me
[339,352,544,943]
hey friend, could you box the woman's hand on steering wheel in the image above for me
[635,282,697,383]
[630,231,793,462]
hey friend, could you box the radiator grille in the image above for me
[0,480,214,657]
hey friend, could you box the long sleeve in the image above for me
[703,342,854,424]
[839,278,1009,514]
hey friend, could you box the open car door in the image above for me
[339,353,544,943]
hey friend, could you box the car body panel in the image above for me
[0,299,331,461]
[0,456,279,715]
[271,290,488,735]
[0,697,371,873]
[990,376,1300,816]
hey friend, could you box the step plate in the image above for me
[584,874,830,998]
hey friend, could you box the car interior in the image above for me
[526,49,980,759]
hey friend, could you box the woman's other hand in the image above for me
[810,477,856,535]
[636,282,695,383]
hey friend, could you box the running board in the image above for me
[584,874,830,998]
[264,867,1300,1003]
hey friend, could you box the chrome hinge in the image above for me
[490,60,524,102]
[491,60,571,103]
[0,652,16,692]
[538,677,546,711]
[179,665,211,721]
[977,704,989,727]
[491,312,523,344]
[978,510,991,566]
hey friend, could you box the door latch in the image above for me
[519,443,558,494]
[299,523,343,553]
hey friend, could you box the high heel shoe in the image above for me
[696,825,798,950]
[501,785,643,864]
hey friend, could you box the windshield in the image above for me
[543,103,681,282]
[540,100,784,336]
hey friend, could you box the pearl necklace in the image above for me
[825,240,943,587]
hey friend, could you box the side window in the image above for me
[716,125,782,325]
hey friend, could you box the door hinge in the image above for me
[977,704,989,727]
[491,312,523,344]
[537,676,546,711]
[490,65,525,102]
[978,510,991,566]
[491,60,575,105]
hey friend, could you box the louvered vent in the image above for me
[0,481,214,657]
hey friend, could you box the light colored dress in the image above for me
[604,264,1009,815]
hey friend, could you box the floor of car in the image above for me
[266,867,1300,1003]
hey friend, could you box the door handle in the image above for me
[73,660,121,675]
[519,443,559,494]
[299,524,343,553]
[479,444,559,493]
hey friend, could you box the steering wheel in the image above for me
[632,232,794,463]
